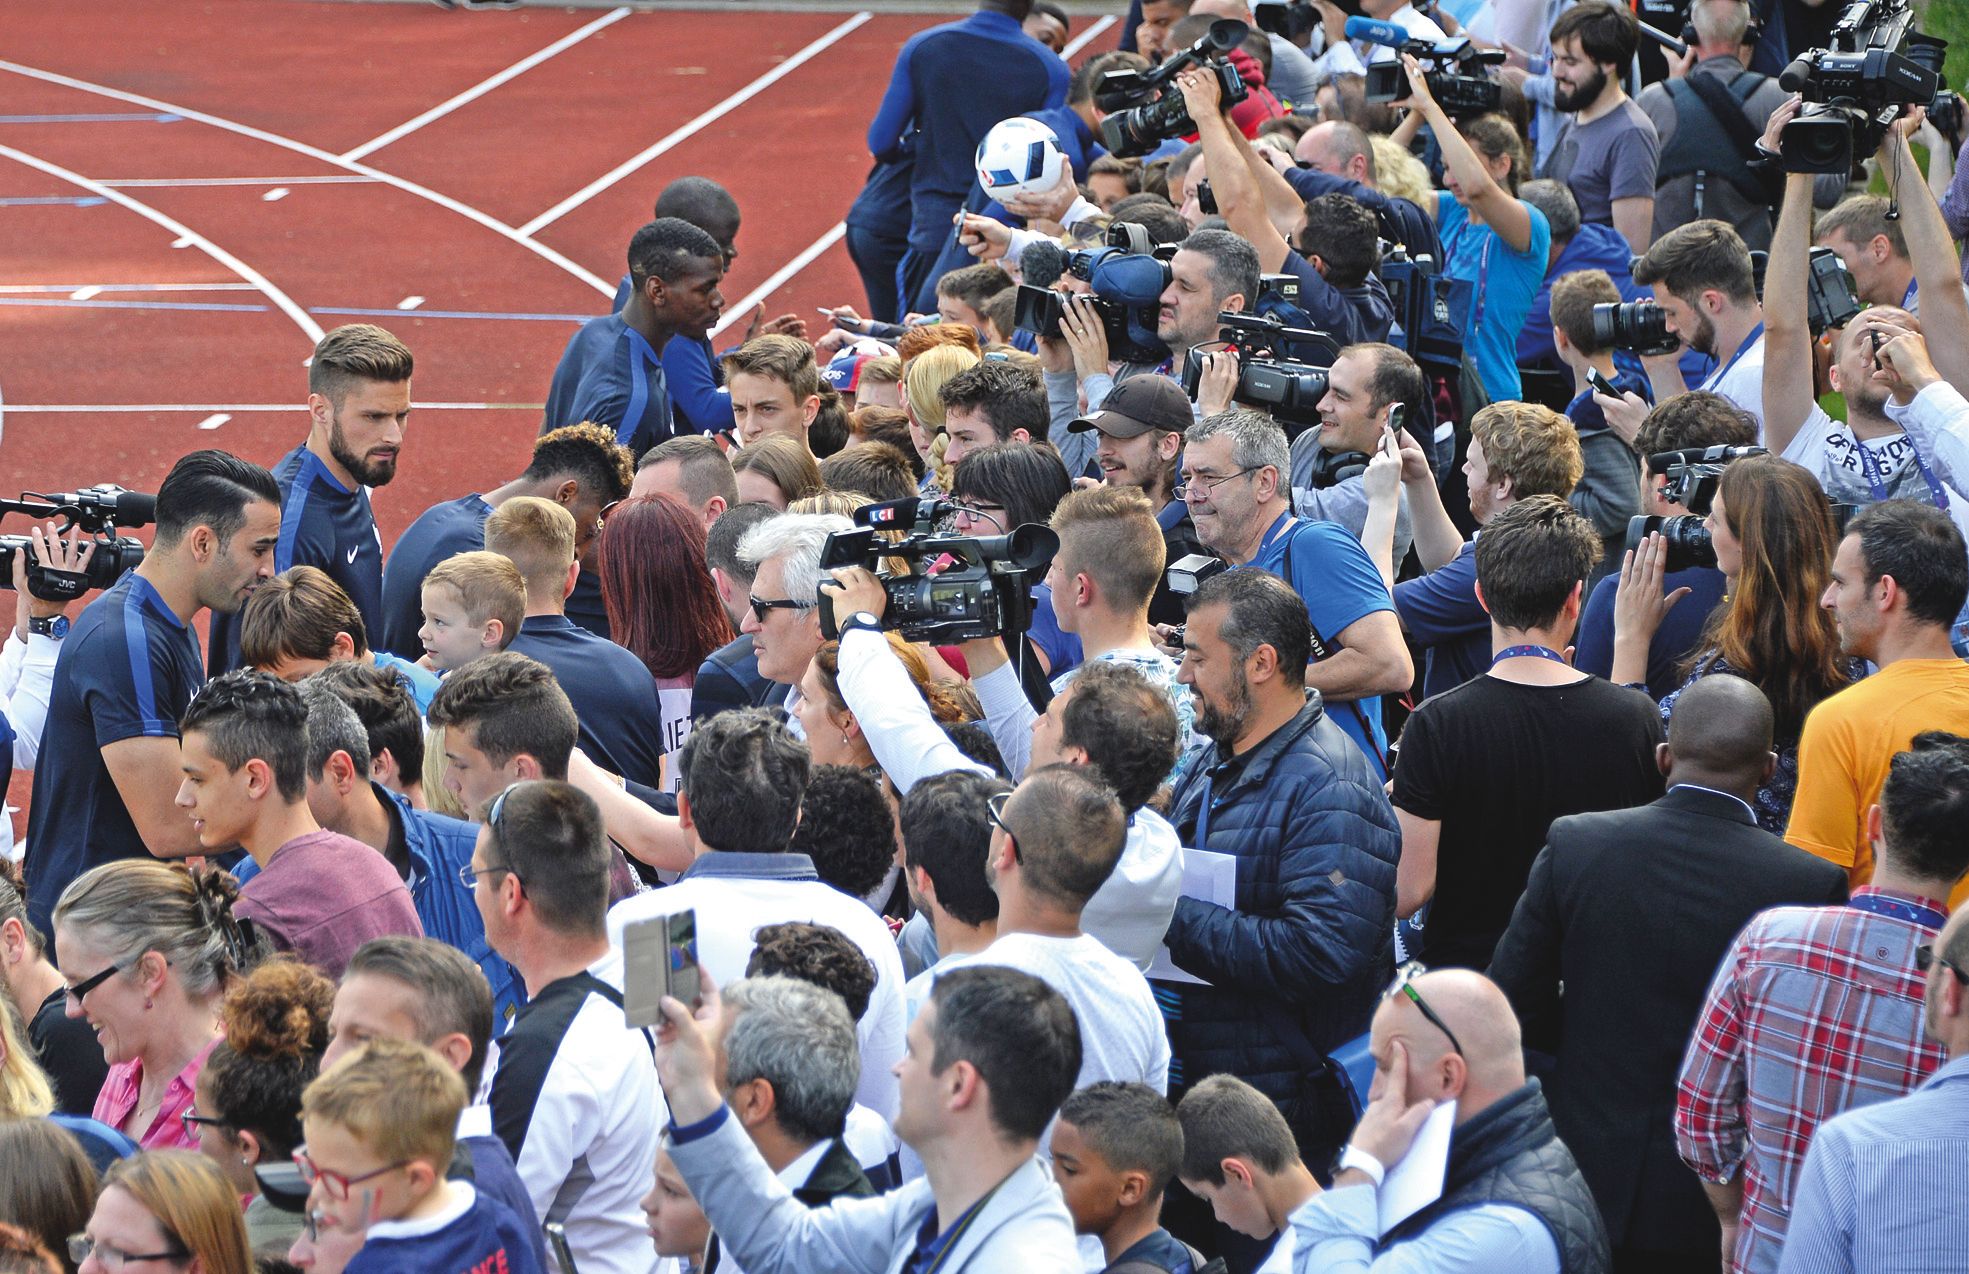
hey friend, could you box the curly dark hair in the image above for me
[745,921,877,1023]
[788,765,899,901]
[202,956,336,1159]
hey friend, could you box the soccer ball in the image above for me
[975,117,1065,199]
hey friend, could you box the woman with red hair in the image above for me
[600,494,734,787]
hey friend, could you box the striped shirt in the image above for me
[1674,888,1946,1272]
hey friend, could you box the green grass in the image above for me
[1917,0,1969,93]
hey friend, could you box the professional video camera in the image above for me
[1624,445,1766,571]
[1777,0,1949,173]
[0,486,154,601]
[1379,243,1473,368]
[1015,223,1172,364]
[1592,245,1862,357]
[1179,311,1343,437]
[816,496,1060,645]
[1253,0,1321,42]
[1097,19,1252,158]
[1350,18,1505,120]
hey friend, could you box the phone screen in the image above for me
[1587,367,1619,398]
[665,909,701,1011]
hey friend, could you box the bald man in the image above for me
[1489,675,1847,1269]
[1283,968,1607,1270]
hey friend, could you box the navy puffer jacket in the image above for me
[1163,694,1399,1124]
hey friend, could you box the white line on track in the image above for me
[0,144,324,342]
[518,11,872,236]
[340,6,633,163]
[1061,14,1118,59]
[0,282,260,292]
[99,176,380,187]
[6,402,539,413]
[0,59,616,296]
[710,220,848,339]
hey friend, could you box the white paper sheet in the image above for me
[1146,847,1238,985]
[1379,1099,1457,1235]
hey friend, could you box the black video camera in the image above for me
[1014,222,1173,364]
[0,486,155,601]
[1098,19,1253,158]
[816,497,1060,644]
[1180,311,1342,436]
[1623,445,1767,571]
[1362,39,1504,119]
[1253,1,1322,42]
[1777,0,1948,173]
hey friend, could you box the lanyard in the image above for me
[1194,773,1217,850]
[911,1174,1011,1274]
[1848,889,1948,930]
[1491,645,1570,665]
[1700,322,1763,392]
[1855,435,1949,512]
[1471,231,1493,333]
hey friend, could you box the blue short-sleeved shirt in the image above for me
[1437,192,1551,404]
[1393,538,1489,701]
[507,615,665,787]
[210,445,383,676]
[24,572,204,935]
[1243,512,1396,769]
[542,312,674,459]
[1028,582,1084,677]
[606,280,734,441]
[379,494,493,658]
[371,652,441,715]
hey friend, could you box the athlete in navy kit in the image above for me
[209,324,413,675]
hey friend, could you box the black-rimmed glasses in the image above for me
[67,1233,189,1269]
[1917,943,1969,985]
[1173,467,1260,501]
[64,960,126,1005]
[1387,961,1465,1056]
[180,1108,228,1138]
[747,594,812,624]
[459,784,526,891]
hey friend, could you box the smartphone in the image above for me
[1869,328,1884,371]
[545,1221,579,1274]
[665,909,701,1012]
[1386,403,1405,435]
[621,914,669,1029]
[1586,367,1620,399]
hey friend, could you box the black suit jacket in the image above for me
[1487,785,1848,1259]
[791,1137,877,1207]
[690,634,785,723]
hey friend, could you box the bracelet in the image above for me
[1336,1145,1387,1188]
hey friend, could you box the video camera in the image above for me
[1098,19,1252,158]
[0,486,154,601]
[816,497,1061,645]
[1591,246,1862,356]
[1625,445,1766,571]
[1179,310,1342,437]
[1778,0,1950,173]
[1253,0,1321,42]
[1015,223,1173,365]
[1351,18,1505,120]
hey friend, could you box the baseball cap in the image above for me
[824,352,875,393]
[1068,374,1194,437]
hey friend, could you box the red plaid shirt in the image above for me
[1674,888,1946,1272]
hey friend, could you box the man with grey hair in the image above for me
[1178,407,1409,775]
[295,676,522,1022]
[734,511,853,722]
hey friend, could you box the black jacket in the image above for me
[1487,785,1848,1257]
[691,634,784,723]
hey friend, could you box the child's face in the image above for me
[1049,1119,1128,1238]
[298,1115,420,1230]
[418,583,491,671]
[641,1149,711,1259]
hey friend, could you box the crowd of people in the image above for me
[7,0,1969,1271]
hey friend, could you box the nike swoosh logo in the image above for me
[346,547,361,564]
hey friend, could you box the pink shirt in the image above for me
[235,829,422,979]
[93,1035,220,1150]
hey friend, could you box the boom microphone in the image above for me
[1344,16,1411,48]
[1020,239,1069,290]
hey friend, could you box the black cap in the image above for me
[1067,374,1194,438]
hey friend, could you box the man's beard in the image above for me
[1196,669,1253,747]
[1689,309,1718,360]
[1554,66,1607,113]
[330,417,398,487]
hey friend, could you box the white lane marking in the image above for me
[709,221,848,339]
[196,412,231,430]
[1062,15,1118,59]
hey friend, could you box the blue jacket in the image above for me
[384,787,527,1028]
[1519,221,1646,370]
[1162,696,1400,1119]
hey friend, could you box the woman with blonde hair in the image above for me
[730,434,825,509]
[0,860,105,1115]
[52,861,258,1149]
[901,343,981,493]
[72,1151,251,1274]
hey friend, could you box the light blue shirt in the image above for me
[1776,1053,1969,1273]
[1435,191,1551,405]
[1288,1181,1560,1273]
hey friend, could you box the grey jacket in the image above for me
[670,1112,1083,1274]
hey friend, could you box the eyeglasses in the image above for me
[1916,944,1969,985]
[1386,962,1465,1056]
[292,1145,411,1201]
[180,1107,228,1138]
[950,501,1006,533]
[67,1234,189,1269]
[64,959,127,1005]
[747,594,812,623]
[986,790,1023,863]
[462,785,527,892]
[1173,467,1260,501]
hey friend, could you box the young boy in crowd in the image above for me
[640,1146,713,1271]
[418,550,525,673]
[1054,1082,1217,1274]
[1176,1075,1321,1273]
[300,1038,542,1274]
[1549,268,1648,576]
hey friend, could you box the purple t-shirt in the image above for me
[236,829,422,978]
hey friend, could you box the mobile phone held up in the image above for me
[1586,366,1620,400]
[622,908,701,1029]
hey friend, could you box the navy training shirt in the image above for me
[542,312,674,460]
[379,493,493,657]
[507,615,664,788]
[24,572,204,936]
[209,444,383,676]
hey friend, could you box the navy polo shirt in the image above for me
[507,615,664,788]
[210,445,383,675]
[24,572,204,936]
[542,312,674,459]
[379,494,493,657]
[1393,538,1488,701]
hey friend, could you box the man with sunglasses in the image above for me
[733,512,857,723]
[1285,965,1608,1270]
[1782,901,1969,1272]
[1676,734,1969,1274]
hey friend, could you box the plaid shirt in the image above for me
[1674,888,1946,1273]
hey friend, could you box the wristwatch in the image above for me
[27,615,69,640]
[840,611,885,635]
[1332,1144,1387,1189]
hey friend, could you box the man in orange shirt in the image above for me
[1788,500,1969,902]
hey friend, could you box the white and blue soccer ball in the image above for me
[975,117,1065,199]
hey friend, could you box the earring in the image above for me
[144,998,153,1010]
[842,733,851,745]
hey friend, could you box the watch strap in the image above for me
[28,615,68,639]
[841,612,885,634]
[1336,1145,1386,1188]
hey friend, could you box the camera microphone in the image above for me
[1778,56,1816,93]
[1020,239,1069,290]
[1344,16,1411,47]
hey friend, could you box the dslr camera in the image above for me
[1098,19,1252,158]
[1180,310,1342,438]
[1624,445,1767,571]
[1015,222,1172,364]
[1778,0,1950,173]
[816,497,1060,644]
[1592,246,1862,356]
[0,486,154,601]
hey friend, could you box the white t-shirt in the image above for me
[944,931,1171,1093]
[1701,330,1766,438]
[1782,403,1968,537]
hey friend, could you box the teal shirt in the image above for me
[1437,191,1551,404]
